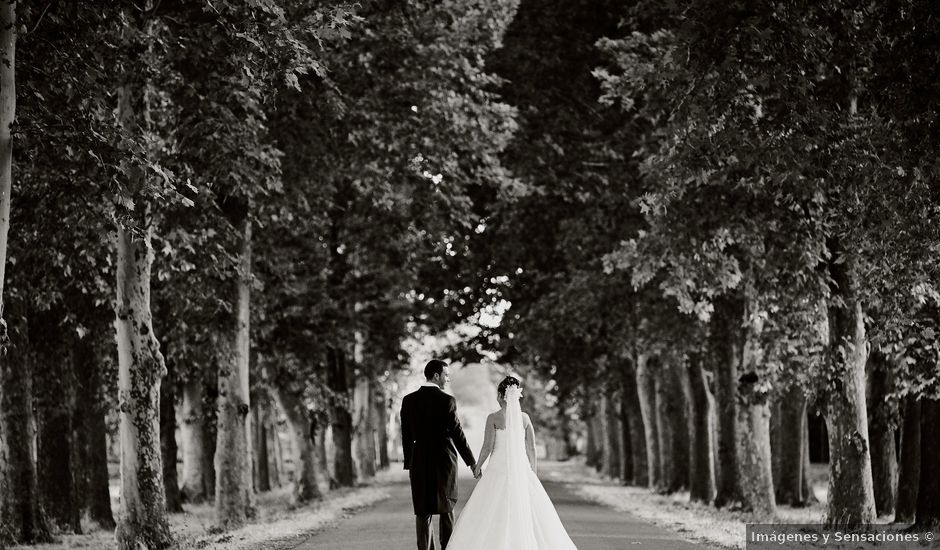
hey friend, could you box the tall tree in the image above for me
[0,2,51,544]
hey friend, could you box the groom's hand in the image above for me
[472,463,482,479]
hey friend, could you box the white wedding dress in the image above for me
[446,386,578,550]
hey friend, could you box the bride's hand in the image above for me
[472,464,482,479]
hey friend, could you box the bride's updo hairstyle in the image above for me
[497,376,521,399]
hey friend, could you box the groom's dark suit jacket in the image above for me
[400,385,475,515]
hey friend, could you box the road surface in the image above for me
[295,466,709,550]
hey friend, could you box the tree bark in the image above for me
[665,361,690,493]
[868,350,898,516]
[73,337,117,530]
[653,366,674,492]
[867,351,897,517]
[557,390,579,460]
[274,389,322,503]
[801,418,818,505]
[603,385,622,480]
[635,355,662,490]
[313,413,329,489]
[824,243,876,527]
[711,292,775,516]
[35,332,82,533]
[617,365,634,485]
[619,359,647,486]
[215,217,255,529]
[914,398,940,527]
[270,412,284,488]
[584,413,596,467]
[375,385,390,470]
[180,377,208,503]
[711,295,743,508]
[736,289,775,518]
[0,6,50,544]
[114,217,174,550]
[0,313,52,544]
[255,402,271,492]
[895,396,920,523]
[353,376,377,480]
[735,397,775,517]
[327,347,355,487]
[160,365,183,513]
[0,0,11,298]
[772,386,811,506]
[684,353,715,503]
[202,373,218,498]
[584,410,602,470]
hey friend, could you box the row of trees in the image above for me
[2,1,938,548]
[439,0,940,530]
[0,1,520,548]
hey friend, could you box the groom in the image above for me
[400,360,477,550]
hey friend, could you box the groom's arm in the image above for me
[445,396,476,468]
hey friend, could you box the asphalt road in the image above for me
[294,468,709,550]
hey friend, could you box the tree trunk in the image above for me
[617,364,634,484]
[275,389,322,503]
[202,373,218,498]
[353,377,377,480]
[711,292,774,516]
[160,365,183,513]
[0,8,50,543]
[867,351,897,517]
[215,218,255,529]
[635,355,662,490]
[0,0,12,301]
[180,377,208,503]
[0,314,52,544]
[895,396,921,523]
[313,414,329,489]
[583,413,596,467]
[736,398,775,517]
[914,398,940,527]
[619,359,647,486]
[666,361,690,493]
[684,353,715,503]
[772,386,811,506]
[255,402,271,492]
[653,365,674,492]
[36,335,82,533]
[711,295,743,508]
[603,386,622,480]
[328,347,355,487]
[824,243,876,527]
[375,385,390,470]
[597,393,610,473]
[113,217,174,550]
[557,390,578,460]
[801,418,818,505]
[736,289,775,518]
[74,338,117,530]
[269,413,284,488]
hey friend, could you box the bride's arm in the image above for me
[474,415,495,475]
[523,414,537,474]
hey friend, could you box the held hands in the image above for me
[472,463,483,479]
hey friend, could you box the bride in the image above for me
[447,376,578,550]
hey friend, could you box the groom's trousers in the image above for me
[415,512,454,550]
